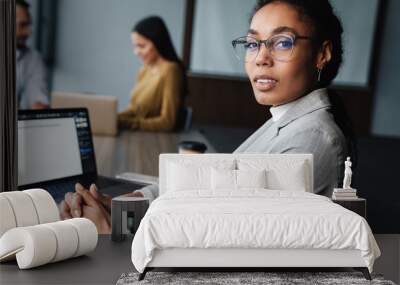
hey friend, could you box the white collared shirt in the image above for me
[269,91,323,122]
[269,101,296,122]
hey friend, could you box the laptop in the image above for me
[51,91,118,136]
[18,108,147,202]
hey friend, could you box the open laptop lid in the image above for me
[17,108,98,189]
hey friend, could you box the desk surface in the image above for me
[0,235,133,285]
[93,130,216,177]
[0,130,215,285]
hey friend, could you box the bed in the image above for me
[131,154,380,280]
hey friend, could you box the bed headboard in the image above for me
[159,153,313,196]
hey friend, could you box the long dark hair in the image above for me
[253,0,357,167]
[132,16,188,130]
[132,16,188,98]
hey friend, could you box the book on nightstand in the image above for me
[332,188,358,200]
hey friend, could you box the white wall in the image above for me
[51,0,185,111]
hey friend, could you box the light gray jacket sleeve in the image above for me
[135,184,159,203]
[269,128,345,196]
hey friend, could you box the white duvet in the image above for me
[131,190,380,273]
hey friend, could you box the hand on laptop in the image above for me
[59,183,144,234]
[76,185,112,234]
[60,184,111,234]
[60,184,110,218]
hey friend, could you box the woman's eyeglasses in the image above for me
[231,34,311,62]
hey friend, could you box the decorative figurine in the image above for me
[342,157,353,189]
[332,157,357,200]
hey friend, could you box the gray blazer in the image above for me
[234,88,347,196]
[139,88,347,200]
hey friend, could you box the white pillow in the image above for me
[237,169,267,188]
[166,160,235,192]
[211,168,267,191]
[211,168,236,190]
[166,163,210,191]
[237,158,308,192]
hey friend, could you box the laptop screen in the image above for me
[18,108,97,187]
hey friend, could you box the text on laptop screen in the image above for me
[18,110,96,186]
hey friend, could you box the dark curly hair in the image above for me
[253,0,343,87]
[253,0,357,171]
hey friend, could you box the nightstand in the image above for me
[332,198,366,219]
[111,196,149,242]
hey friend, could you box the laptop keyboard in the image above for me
[94,176,122,188]
[46,181,79,202]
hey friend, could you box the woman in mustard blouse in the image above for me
[118,16,187,131]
